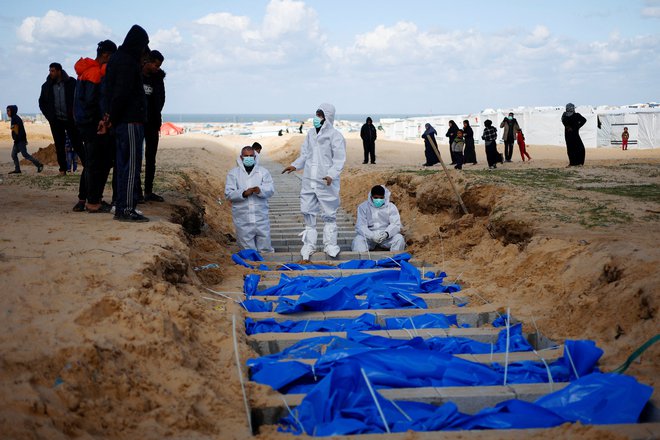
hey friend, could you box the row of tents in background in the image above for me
[379,104,660,149]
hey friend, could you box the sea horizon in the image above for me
[161,113,431,123]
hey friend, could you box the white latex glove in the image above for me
[376,231,388,244]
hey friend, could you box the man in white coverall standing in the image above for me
[282,103,346,259]
[352,185,405,252]
[225,146,275,253]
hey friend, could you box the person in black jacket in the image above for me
[561,103,587,166]
[73,40,117,213]
[445,120,459,164]
[360,116,377,164]
[6,105,43,174]
[139,50,166,202]
[39,62,82,175]
[103,24,150,222]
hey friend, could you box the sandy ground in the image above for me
[0,122,658,439]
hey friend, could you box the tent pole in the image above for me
[425,135,469,215]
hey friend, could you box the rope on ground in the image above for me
[232,314,253,434]
[611,334,660,374]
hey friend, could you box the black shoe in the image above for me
[145,192,164,202]
[114,209,149,222]
[136,196,146,204]
[362,161,368,164]
[370,162,376,164]
[72,200,86,212]
[37,164,44,173]
[8,170,21,174]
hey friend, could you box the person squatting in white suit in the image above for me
[225,146,275,253]
[283,103,346,259]
[352,185,406,252]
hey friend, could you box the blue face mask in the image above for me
[313,116,323,128]
[372,198,385,208]
[242,156,255,167]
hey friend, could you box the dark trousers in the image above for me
[11,142,41,171]
[48,118,82,172]
[504,140,514,161]
[141,122,160,196]
[485,142,499,167]
[362,141,375,163]
[115,123,144,215]
[79,125,115,204]
[453,151,463,169]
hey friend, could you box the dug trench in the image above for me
[1,140,657,439]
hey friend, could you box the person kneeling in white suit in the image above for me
[352,185,406,252]
[282,103,346,259]
[225,146,275,253]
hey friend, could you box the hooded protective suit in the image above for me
[225,154,275,252]
[352,186,405,252]
[291,103,346,258]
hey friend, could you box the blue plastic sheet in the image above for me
[249,337,601,394]
[246,313,379,335]
[384,313,458,329]
[278,364,652,435]
[238,249,264,261]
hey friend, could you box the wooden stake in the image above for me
[425,135,469,215]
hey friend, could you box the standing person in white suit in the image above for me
[282,103,346,259]
[352,185,405,252]
[225,146,275,253]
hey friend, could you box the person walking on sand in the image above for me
[138,50,166,203]
[6,105,43,175]
[104,24,151,222]
[360,116,377,164]
[561,103,587,167]
[500,112,520,163]
[225,146,275,253]
[73,39,117,213]
[517,129,531,162]
[421,123,439,166]
[446,120,459,164]
[282,103,346,260]
[462,120,477,165]
[38,62,82,176]
[621,127,629,151]
[481,119,499,169]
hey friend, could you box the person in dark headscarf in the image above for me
[421,123,439,166]
[360,116,377,164]
[462,120,477,165]
[445,120,459,164]
[561,103,587,166]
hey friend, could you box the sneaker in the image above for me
[8,170,21,174]
[110,205,116,215]
[114,209,149,222]
[37,164,44,173]
[87,201,113,213]
[145,193,164,202]
[72,200,86,212]
[300,244,315,260]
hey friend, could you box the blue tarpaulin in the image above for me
[278,367,651,435]
[249,339,601,394]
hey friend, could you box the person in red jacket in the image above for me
[516,129,531,162]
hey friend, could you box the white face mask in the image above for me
[242,156,255,167]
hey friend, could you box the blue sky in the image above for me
[1,0,659,115]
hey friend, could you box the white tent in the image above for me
[381,106,660,149]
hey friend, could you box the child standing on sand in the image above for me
[517,129,531,162]
[621,127,629,151]
[451,129,466,170]
[65,135,78,172]
[6,105,43,174]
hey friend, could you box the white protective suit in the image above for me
[225,154,275,253]
[351,186,406,252]
[290,103,346,258]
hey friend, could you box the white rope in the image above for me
[360,368,391,434]
[440,233,446,273]
[503,307,511,385]
[407,316,419,337]
[231,315,253,434]
[281,396,304,435]
[386,256,401,267]
[564,344,580,379]
[399,293,424,309]
[205,287,248,311]
[389,399,412,421]
[532,349,555,392]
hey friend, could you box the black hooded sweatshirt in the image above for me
[143,69,166,126]
[104,25,149,124]
[7,106,27,144]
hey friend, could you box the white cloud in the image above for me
[641,7,660,17]
[150,27,182,47]
[17,10,110,47]
[196,12,251,32]
[261,0,320,39]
